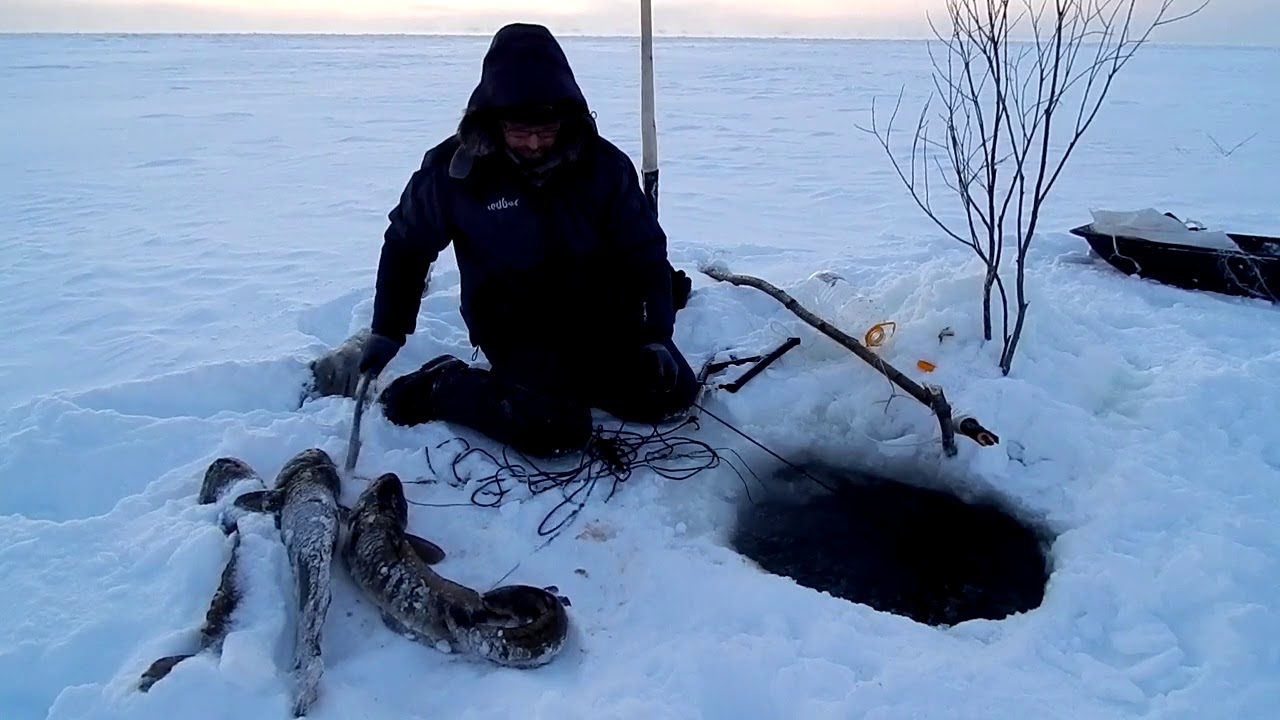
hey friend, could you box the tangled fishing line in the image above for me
[393,342,851,546]
[407,413,773,538]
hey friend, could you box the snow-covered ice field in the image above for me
[3,32,1279,719]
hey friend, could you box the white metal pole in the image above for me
[639,0,659,213]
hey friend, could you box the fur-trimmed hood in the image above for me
[448,23,598,181]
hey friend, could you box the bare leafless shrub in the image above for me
[859,0,1210,375]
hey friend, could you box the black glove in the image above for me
[671,268,692,311]
[641,342,679,393]
[359,333,401,376]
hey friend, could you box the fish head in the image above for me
[200,457,260,505]
[275,447,338,490]
[354,472,409,531]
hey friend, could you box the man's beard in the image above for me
[514,147,549,162]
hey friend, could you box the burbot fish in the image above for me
[235,448,343,717]
[342,472,570,668]
[138,457,267,692]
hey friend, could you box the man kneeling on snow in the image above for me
[322,23,698,457]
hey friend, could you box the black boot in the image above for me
[377,354,466,427]
[379,354,593,459]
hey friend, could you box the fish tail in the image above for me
[138,534,245,693]
[290,552,332,715]
[290,653,324,717]
[138,653,196,692]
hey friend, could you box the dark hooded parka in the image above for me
[370,23,676,371]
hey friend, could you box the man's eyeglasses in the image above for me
[501,121,561,142]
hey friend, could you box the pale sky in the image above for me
[2,0,1275,46]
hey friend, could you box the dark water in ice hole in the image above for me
[729,459,1053,627]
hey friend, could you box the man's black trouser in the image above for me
[378,337,701,458]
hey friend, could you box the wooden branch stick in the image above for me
[702,265,999,456]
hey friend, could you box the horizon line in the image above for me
[2,29,1273,50]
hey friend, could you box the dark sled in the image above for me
[1070,217,1280,303]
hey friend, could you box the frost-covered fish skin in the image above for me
[234,448,342,717]
[138,457,266,692]
[341,472,570,669]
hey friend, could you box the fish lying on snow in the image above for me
[234,448,343,717]
[139,457,267,692]
[343,472,571,668]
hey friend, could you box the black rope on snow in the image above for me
[395,347,846,539]
[406,416,766,537]
[378,345,848,583]
[691,401,842,495]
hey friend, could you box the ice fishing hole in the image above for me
[729,459,1053,627]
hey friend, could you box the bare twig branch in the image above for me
[1205,131,1258,157]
